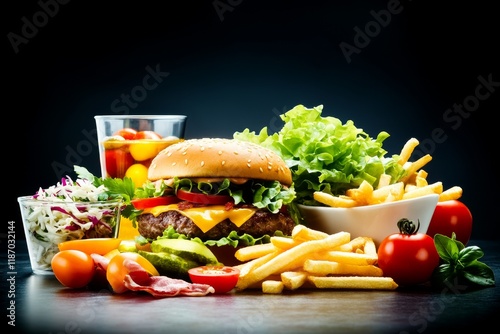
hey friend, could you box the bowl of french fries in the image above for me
[297,137,464,246]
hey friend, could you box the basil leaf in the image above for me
[458,245,484,264]
[432,263,456,288]
[434,233,459,263]
[462,261,496,287]
[432,233,495,290]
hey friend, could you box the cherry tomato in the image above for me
[58,238,122,255]
[125,163,149,187]
[105,148,134,178]
[113,128,137,140]
[141,158,154,169]
[188,265,240,293]
[427,200,473,245]
[134,130,162,140]
[129,141,161,161]
[377,218,440,287]
[51,250,96,289]
[106,252,160,293]
[131,196,180,209]
[177,189,234,205]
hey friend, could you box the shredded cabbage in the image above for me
[19,175,122,272]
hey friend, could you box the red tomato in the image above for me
[134,130,162,140]
[51,250,96,289]
[427,200,473,245]
[105,148,135,178]
[177,189,234,205]
[113,128,137,140]
[131,196,180,209]
[377,218,440,287]
[188,265,240,293]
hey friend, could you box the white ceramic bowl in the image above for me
[297,194,439,246]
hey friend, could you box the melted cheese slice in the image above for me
[143,204,257,233]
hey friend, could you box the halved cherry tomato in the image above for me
[58,238,122,255]
[377,218,439,286]
[113,128,137,140]
[177,189,233,205]
[106,252,160,293]
[131,196,180,210]
[134,130,162,140]
[51,250,96,289]
[188,265,240,293]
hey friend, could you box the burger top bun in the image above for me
[148,138,292,186]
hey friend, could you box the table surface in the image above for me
[3,239,499,334]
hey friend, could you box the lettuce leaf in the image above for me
[157,225,286,247]
[173,177,295,214]
[234,104,406,206]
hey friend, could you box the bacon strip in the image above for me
[122,259,215,297]
[91,253,110,271]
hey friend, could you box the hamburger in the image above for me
[128,138,297,263]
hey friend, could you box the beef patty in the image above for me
[137,209,295,240]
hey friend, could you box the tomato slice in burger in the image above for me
[131,196,179,209]
[188,265,240,294]
[177,189,234,205]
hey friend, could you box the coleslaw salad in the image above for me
[18,175,122,274]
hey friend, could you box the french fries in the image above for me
[235,225,398,293]
[262,280,284,294]
[313,191,357,208]
[236,231,351,290]
[398,137,419,166]
[313,137,463,208]
[438,186,463,201]
[308,276,398,290]
[280,271,308,290]
[303,259,383,276]
[234,243,275,262]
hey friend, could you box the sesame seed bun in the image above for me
[148,138,292,186]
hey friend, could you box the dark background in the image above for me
[5,1,497,240]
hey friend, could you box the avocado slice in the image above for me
[150,239,219,265]
[138,250,198,280]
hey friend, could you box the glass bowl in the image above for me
[18,196,122,274]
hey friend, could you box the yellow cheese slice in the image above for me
[144,204,257,233]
